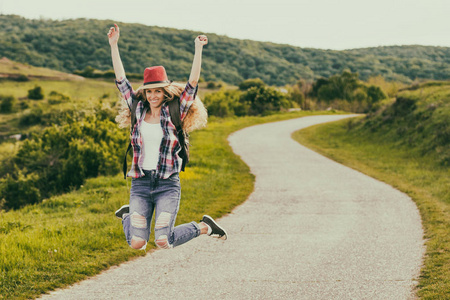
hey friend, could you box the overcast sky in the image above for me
[2,0,449,50]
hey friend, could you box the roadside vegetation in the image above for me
[293,81,450,299]
[0,110,341,300]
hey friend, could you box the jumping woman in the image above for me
[107,24,227,250]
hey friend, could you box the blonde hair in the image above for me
[115,82,207,133]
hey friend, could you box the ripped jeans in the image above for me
[122,170,200,250]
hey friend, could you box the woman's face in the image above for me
[145,88,165,108]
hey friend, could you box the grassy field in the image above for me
[0,58,83,80]
[0,110,341,300]
[292,82,449,299]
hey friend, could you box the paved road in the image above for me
[40,114,424,299]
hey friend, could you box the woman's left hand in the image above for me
[195,35,208,48]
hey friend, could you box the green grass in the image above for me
[0,58,81,79]
[0,110,342,300]
[293,118,450,299]
[0,79,116,104]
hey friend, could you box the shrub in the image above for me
[203,89,242,117]
[206,81,217,89]
[19,107,43,126]
[366,85,386,103]
[1,116,128,210]
[48,91,70,104]
[0,171,41,210]
[238,78,266,91]
[28,86,44,100]
[19,101,29,110]
[239,86,290,115]
[14,74,29,82]
[0,95,16,113]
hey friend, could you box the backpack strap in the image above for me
[168,99,188,171]
[123,99,140,179]
[130,98,139,130]
[123,143,132,179]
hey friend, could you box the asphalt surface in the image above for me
[40,114,424,300]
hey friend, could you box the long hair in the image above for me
[115,82,207,133]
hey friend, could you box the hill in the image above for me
[1,15,450,86]
[363,82,449,165]
[0,56,84,81]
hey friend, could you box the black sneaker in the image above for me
[201,215,228,240]
[115,204,129,219]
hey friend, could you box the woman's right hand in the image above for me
[107,24,120,46]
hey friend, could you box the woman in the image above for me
[108,24,227,250]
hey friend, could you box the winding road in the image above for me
[40,114,424,299]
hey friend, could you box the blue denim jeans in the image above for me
[122,170,200,249]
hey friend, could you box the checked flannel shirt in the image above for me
[116,77,198,179]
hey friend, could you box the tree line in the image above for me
[1,15,450,86]
[204,71,386,117]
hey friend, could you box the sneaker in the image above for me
[201,215,228,240]
[115,204,129,219]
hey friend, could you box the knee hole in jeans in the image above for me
[131,212,147,229]
[155,212,171,229]
[155,235,172,249]
[131,236,147,250]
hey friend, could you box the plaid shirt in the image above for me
[116,77,198,179]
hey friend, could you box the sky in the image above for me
[1,0,450,50]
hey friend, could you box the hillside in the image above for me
[0,56,84,80]
[1,15,450,86]
[362,81,450,166]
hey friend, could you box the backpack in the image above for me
[122,99,189,179]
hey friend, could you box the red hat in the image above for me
[137,66,171,91]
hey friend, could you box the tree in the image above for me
[313,71,361,103]
[366,85,386,103]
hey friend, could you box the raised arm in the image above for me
[107,24,126,81]
[188,35,208,87]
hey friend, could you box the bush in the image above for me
[19,101,29,110]
[239,86,291,115]
[207,81,217,89]
[366,85,387,103]
[48,91,70,104]
[0,116,128,210]
[0,171,41,210]
[288,85,305,108]
[238,78,266,91]
[19,107,43,126]
[203,89,242,118]
[13,74,29,82]
[0,95,16,113]
[28,86,44,100]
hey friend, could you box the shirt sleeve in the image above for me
[115,77,136,110]
[179,82,198,120]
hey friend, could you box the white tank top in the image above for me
[140,121,163,170]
